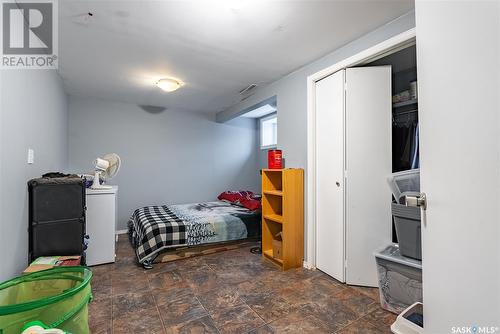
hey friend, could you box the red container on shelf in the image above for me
[268,149,283,169]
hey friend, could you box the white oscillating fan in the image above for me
[90,153,121,189]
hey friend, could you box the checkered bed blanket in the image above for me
[128,201,261,264]
[128,206,189,263]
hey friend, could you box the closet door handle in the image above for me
[406,192,427,210]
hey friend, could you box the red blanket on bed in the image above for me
[217,191,261,211]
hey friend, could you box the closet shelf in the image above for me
[263,190,283,196]
[263,214,284,224]
[393,99,418,108]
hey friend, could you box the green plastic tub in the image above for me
[0,266,92,334]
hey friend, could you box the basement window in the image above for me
[260,114,277,149]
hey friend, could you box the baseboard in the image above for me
[115,229,128,235]
[303,260,315,270]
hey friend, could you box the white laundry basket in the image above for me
[391,302,424,334]
[374,244,422,313]
[387,169,420,202]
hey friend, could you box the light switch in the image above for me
[27,148,34,164]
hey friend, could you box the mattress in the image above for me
[128,201,261,264]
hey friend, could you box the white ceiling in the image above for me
[59,1,414,113]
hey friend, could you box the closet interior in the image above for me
[363,44,423,317]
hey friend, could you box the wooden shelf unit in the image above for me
[261,168,304,270]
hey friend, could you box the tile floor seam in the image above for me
[362,311,391,331]
[150,277,168,334]
[363,317,381,329]
[330,310,366,334]
[245,324,267,334]
[194,295,222,334]
[309,311,338,334]
[241,299,267,330]
[203,300,265,334]
[110,277,114,334]
[154,300,168,333]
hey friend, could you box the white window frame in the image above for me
[260,113,277,150]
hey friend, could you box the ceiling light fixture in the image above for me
[156,78,183,92]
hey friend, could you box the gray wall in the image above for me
[68,97,260,230]
[257,145,268,171]
[0,70,68,281]
[217,11,415,260]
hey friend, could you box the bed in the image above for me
[128,200,261,268]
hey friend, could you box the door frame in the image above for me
[305,28,416,269]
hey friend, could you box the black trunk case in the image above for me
[28,177,86,263]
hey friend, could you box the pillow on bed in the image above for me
[239,197,261,211]
[217,191,254,203]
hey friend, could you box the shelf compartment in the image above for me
[262,218,282,268]
[263,249,283,265]
[262,219,282,239]
[262,170,283,192]
[262,193,282,217]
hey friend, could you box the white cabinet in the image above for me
[85,186,117,266]
[315,67,392,287]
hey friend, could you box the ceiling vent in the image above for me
[71,12,95,26]
[239,84,258,96]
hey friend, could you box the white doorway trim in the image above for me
[305,28,416,269]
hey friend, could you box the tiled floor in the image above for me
[89,236,396,333]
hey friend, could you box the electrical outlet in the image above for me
[27,148,34,164]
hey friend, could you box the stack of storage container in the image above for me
[374,169,423,315]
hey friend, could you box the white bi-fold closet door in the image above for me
[315,66,392,287]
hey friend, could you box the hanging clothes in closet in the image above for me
[392,114,419,172]
[411,124,419,169]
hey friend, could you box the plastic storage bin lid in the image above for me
[387,169,420,202]
[374,244,422,270]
